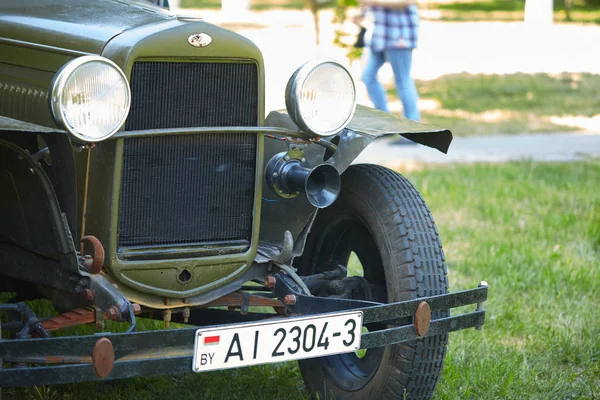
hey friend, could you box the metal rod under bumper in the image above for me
[2,356,193,388]
[0,329,196,360]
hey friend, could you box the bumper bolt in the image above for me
[80,289,95,302]
[264,275,276,289]
[283,294,297,305]
[327,280,345,294]
[92,338,114,379]
[106,306,120,321]
[414,301,431,337]
[475,281,488,331]
[163,309,172,328]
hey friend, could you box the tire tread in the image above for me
[298,164,449,400]
[349,165,448,400]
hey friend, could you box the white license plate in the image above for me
[192,311,363,372]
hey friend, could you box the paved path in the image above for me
[353,132,600,167]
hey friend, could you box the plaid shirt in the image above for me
[368,5,420,51]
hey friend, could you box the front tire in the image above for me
[295,164,449,400]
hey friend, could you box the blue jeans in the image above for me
[361,48,421,121]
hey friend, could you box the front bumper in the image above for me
[0,285,487,387]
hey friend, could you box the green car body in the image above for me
[2,0,269,306]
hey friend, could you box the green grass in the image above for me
[180,0,306,10]
[417,73,600,116]
[387,72,600,135]
[3,161,600,399]
[412,161,600,399]
[420,0,600,24]
[435,0,525,12]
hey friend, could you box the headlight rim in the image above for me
[285,58,357,137]
[50,55,131,143]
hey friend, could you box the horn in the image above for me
[266,154,341,209]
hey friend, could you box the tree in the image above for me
[564,0,573,20]
[305,0,321,45]
[305,0,337,45]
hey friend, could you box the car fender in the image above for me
[265,104,452,175]
[0,128,83,288]
[259,106,452,258]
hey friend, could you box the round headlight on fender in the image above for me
[50,56,131,143]
[285,59,356,137]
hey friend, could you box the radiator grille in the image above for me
[118,62,258,250]
[126,62,258,130]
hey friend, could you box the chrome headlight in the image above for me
[50,56,131,143]
[285,59,356,137]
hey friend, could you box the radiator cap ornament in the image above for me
[188,33,212,48]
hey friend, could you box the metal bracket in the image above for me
[80,236,105,275]
[240,292,250,315]
[271,230,294,265]
[0,303,50,339]
[265,151,306,200]
[94,306,105,331]
[272,271,378,315]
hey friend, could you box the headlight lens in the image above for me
[50,56,131,142]
[285,59,356,137]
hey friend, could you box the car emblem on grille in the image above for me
[188,33,212,48]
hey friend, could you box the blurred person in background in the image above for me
[358,0,421,121]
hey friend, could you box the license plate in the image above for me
[192,311,363,372]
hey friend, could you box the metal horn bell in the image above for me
[266,154,341,209]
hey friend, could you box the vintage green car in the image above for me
[0,1,487,398]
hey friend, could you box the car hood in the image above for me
[0,0,174,55]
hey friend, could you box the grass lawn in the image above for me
[413,161,599,399]
[3,160,599,399]
[179,0,307,10]
[387,72,600,136]
[420,0,600,24]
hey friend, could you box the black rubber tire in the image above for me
[295,164,449,400]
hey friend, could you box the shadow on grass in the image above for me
[407,73,600,116]
[387,72,600,135]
